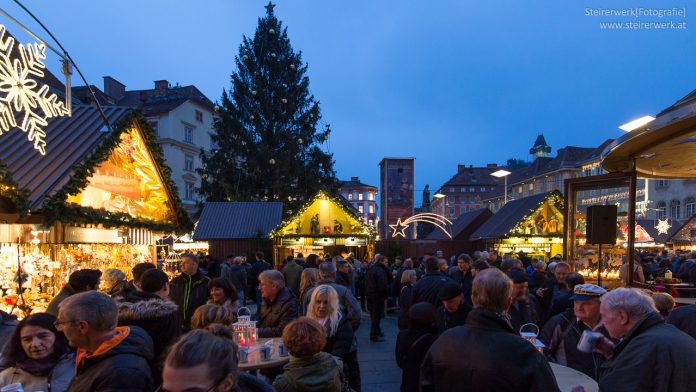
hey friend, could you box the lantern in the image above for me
[232,307,257,348]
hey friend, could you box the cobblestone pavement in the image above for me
[357,312,401,392]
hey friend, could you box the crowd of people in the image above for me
[0,248,695,391]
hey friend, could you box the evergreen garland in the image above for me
[41,110,193,233]
[0,161,30,217]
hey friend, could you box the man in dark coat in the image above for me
[56,291,154,391]
[257,270,299,338]
[395,303,438,392]
[250,251,272,307]
[420,269,560,392]
[282,256,303,298]
[117,269,180,385]
[46,269,102,316]
[449,253,474,305]
[538,283,608,380]
[667,304,696,340]
[587,288,696,392]
[169,254,210,331]
[435,282,472,333]
[221,256,248,305]
[534,261,571,321]
[412,257,453,306]
[303,262,362,330]
[365,254,392,342]
[506,268,543,333]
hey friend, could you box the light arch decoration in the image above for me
[389,213,453,239]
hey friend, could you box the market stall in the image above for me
[666,216,696,251]
[270,190,376,264]
[0,108,191,315]
[471,191,564,261]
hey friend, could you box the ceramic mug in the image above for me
[237,347,249,364]
[577,330,603,353]
[260,345,275,361]
[278,342,289,357]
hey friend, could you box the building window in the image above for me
[480,187,486,192]
[195,110,203,123]
[686,197,696,218]
[368,219,374,226]
[518,186,523,194]
[185,182,195,200]
[149,120,158,136]
[368,192,374,200]
[657,201,667,220]
[469,196,476,203]
[469,187,475,192]
[209,136,218,150]
[529,183,534,191]
[448,196,455,203]
[347,193,353,200]
[184,126,194,143]
[449,187,455,193]
[656,179,670,188]
[358,192,364,201]
[670,200,681,219]
[184,154,194,171]
[358,204,364,213]
[448,207,455,217]
[461,187,467,192]
[369,204,375,214]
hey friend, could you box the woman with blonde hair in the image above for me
[306,284,359,391]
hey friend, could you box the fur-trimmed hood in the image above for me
[118,298,179,321]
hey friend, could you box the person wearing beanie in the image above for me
[435,282,472,333]
[395,302,438,392]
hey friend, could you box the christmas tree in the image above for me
[199,2,337,214]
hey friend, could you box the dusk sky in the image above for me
[4,0,695,204]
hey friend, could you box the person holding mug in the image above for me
[0,313,74,392]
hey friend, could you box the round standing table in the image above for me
[550,363,598,392]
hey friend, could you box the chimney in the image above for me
[457,164,465,173]
[154,80,169,94]
[103,76,125,101]
[487,163,498,168]
[351,176,359,182]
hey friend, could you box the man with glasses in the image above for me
[56,291,154,391]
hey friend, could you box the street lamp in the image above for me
[433,193,445,216]
[491,169,511,205]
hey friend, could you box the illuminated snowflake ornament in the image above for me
[0,24,70,155]
[655,219,672,235]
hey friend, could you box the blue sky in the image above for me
[4,0,695,204]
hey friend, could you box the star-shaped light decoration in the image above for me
[655,218,672,235]
[389,218,409,238]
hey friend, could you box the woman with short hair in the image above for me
[208,277,239,317]
[0,313,74,392]
[102,268,127,297]
[162,324,273,392]
[191,304,236,329]
[272,317,344,392]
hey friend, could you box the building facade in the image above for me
[74,77,216,216]
[339,177,378,229]
[379,158,415,239]
[431,164,501,220]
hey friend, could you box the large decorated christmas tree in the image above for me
[199,2,337,215]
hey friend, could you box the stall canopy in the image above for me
[471,191,564,240]
[667,216,696,247]
[426,208,493,240]
[0,106,191,233]
[634,219,683,245]
[194,202,284,240]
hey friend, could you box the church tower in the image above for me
[529,134,552,159]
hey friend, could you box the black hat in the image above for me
[507,267,529,284]
[438,282,463,301]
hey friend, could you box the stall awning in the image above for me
[471,191,563,240]
[426,208,492,240]
[194,202,283,240]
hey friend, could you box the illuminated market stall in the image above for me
[471,191,564,261]
[270,190,376,264]
[665,216,696,251]
[0,108,191,315]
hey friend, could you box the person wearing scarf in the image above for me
[0,313,74,392]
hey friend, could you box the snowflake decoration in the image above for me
[0,24,70,155]
[655,219,672,235]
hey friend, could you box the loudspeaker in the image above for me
[586,205,617,244]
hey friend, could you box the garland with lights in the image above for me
[41,110,193,233]
[507,190,564,237]
[270,189,376,239]
[0,161,30,217]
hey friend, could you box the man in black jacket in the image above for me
[449,253,474,305]
[506,268,543,333]
[412,257,452,306]
[365,254,392,342]
[435,282,472,333]
[56,291,154,391]
[169,254,210,331]
[221,255,248,305]
[420,269,560,392]
[257,270,299,338]
[534,261,571,321]
[250,251,272,308]
[667,304,696,340]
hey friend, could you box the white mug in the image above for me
[1,383,24,392]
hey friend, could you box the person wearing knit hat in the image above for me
[538,283,610,380]
[435,282,472,334]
